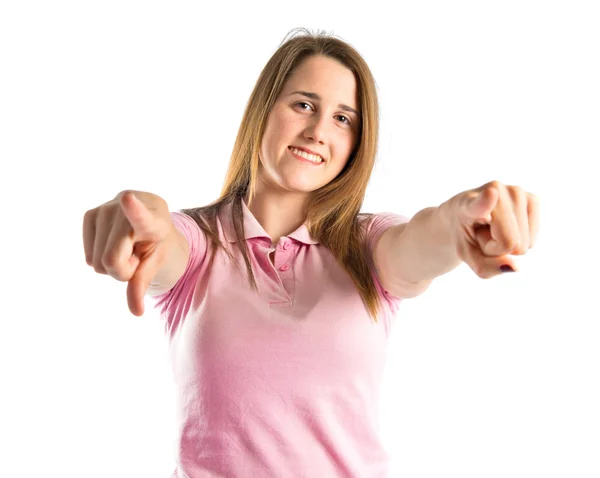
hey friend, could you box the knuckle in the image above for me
[101,253,127,278]
[528,192,540,206]
[512,237,529,254]
[487,180,502,190]
[501,236,520,252]
[115,190,130,201]
[102,254,133,282]
[101,252,119,270]
[105,265,129,282]
[512,245,527,255]
[507,185,526,202]
[98,205,114,221]
[507,239,519,251]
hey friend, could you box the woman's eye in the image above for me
[294,103,351,125]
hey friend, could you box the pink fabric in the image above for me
[151,201,409,477]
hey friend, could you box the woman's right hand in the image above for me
[83,190,177,316]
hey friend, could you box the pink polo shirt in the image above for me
[151,200,410,477]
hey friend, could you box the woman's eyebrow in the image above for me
[289,90,359,116]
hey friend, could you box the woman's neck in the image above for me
[244,189,309,245]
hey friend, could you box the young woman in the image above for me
[83,29,540,478]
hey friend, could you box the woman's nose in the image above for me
[303,115,328,143]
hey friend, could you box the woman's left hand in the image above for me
[440,180,540,279]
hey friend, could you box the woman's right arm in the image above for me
[145,225,189,297]
[83,190,190,316]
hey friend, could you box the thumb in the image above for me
[119,191,160,240]
[464,186,499,223]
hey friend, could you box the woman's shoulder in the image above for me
[357,211,410,229]
[174,200,231,227]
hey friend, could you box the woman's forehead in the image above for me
[282,56,359,110]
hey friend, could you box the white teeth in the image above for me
[290,147,323,163]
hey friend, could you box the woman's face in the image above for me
[258,55,360,195]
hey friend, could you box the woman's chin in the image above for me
[279,180,323,194]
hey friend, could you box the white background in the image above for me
[1,1,598,477]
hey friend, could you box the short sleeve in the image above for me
[150,211,208,318]
[361,212,411,330]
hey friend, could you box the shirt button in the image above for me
[279,264,290,272]
[283,241,291,250]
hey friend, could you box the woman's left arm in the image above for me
[373,180,541,298]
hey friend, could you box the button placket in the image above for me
[266,238,296,307]
[265,243,282,291]
[266,240,285,293]
[276,239,294,274]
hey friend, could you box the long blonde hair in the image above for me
[182,28,384,322]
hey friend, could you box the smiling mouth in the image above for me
[288,146,324,164]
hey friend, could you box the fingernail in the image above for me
[499,264,515,273]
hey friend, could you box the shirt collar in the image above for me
[219,200,319,245]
